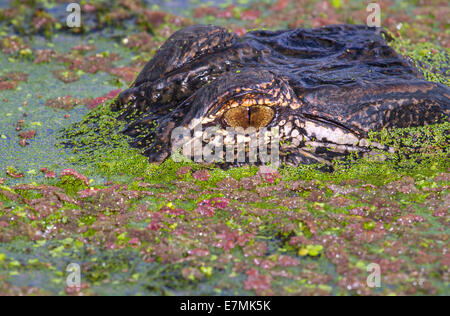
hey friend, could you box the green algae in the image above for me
[58,100,265,185]
[60,97,449,189]
[59,102,150,181]
[389,36,450,86]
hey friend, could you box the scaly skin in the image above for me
[114,24,449,166]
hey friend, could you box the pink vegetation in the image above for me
[60,169,89,186]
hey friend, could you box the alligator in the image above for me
[113,24,449,166]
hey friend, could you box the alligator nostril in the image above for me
[117,91,137,106]
[125,93,137,104]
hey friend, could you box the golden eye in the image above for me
[249,106,275,128]
[224,106,275,129]
[224,107,249,128]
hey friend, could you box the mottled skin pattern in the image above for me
[114,24,449,166]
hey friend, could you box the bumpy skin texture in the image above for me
[114,24,449,166]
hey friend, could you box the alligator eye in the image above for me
[224,106,275,129]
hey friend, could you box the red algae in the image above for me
[60,169,89,186]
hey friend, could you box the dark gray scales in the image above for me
[113,24,449,165]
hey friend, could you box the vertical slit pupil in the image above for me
[224,106,275,129]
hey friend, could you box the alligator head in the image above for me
[114,24,449,166]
